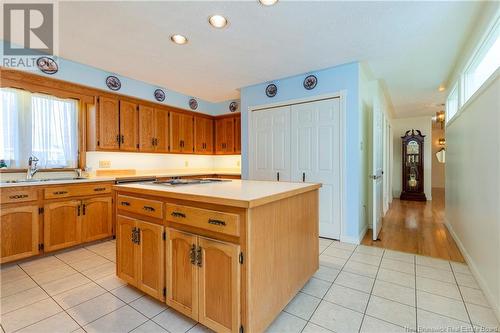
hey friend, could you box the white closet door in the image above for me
[291,98,341,239]
[251,106,291,181]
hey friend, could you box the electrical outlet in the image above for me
[99,160,111,168]
[184,161,189,167]
[237,161,240,167]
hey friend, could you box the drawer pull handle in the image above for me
[171,211,186,218]
[94,187,106,192]
[120,201,131,206]
[196,246,203,267]
[143,206,155,212]
[208,219,226,226]
[9,194,28,199]
[53,191,68,195]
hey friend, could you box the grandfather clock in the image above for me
[400,129,426,201]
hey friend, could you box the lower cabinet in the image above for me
[44,200,82,252]
[0,205,40,264]
[44,197,112,252]
[166,228,241,333]
[82,197,112,242]
[116,215,165,300]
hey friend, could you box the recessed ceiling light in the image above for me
[209,14,228,28]
[438,85,445,92]
[170,34,188,45]
[259,0,278,6]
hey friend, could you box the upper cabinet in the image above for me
[194,116,214,154]
[87,96,138,152]
[215,114,241,155]
[86,93,241,156]
[170,111,194,153]
[139,106,169,153]
[119,100,139,151]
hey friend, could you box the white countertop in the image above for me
[114,179,321,208]
[0,170,241,188]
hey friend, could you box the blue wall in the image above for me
[0,40,238,116]
[240,62,362,241]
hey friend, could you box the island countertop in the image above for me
[113,179,321,208]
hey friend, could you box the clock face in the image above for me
[407,140,419,154]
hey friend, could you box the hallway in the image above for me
[362,189,465,262]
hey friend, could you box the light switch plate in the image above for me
[99,160,111,168]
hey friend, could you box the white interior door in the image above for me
[372,104,384,241]
[291,98,341,239]
[251,106,291,181]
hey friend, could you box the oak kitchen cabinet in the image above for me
[170,111,194,153]
[166,229,240,333]
[87,96,138,152]
[0,205,40,264]
[215,114,240,155]
[116,215,165,300]
[194,116,214,154]
[0,182,113,263]
[138,106,169,153]
[114,180,320,333]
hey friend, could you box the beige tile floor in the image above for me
[1,238,499,333]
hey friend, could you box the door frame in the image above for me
[247,91,347,240]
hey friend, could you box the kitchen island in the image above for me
[114,179,320,333]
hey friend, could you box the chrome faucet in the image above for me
[26,155,40,180]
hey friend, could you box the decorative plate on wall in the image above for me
[106,76,121,91]
[266,84,277,98]
[154,89,165,102]
[229,101,238,112]
[36,57,58,75]
[189,98,198,110]
[303,75,317,90]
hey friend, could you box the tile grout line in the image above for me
[299,241,360,333]
[357,248,384,333]
[449,261,476,332]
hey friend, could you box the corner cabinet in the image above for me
[0,205,40,263]
[116,215,165,300]
[215,114,240,155]
[166,229,241,333]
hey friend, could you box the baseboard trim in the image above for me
[445,220,500,322]
[340,224,368,245]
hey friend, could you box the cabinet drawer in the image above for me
[166,204,239,237]
[1,187,38,204]
[117,195,163,219]
[45,183,112,199]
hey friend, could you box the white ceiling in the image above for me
[53,1,484,117]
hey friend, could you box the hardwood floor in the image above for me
[362,188,465,262]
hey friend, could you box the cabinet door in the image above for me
[204,118,214,153]
[120,100,138,151]
[0,206,39,264]
[137,221,165,300]
[194,117,213,154]
[116,215,137,285]
[44,200,81,252]
[154,109,169,153]
[198,237,240,333]
[169,111,182,153]
[194,116,206,154]
[98,96,120,150]
[139,105,155,152]
[166,229,198,320]
[234,115,241,154]
[181,114,194,153]
[216,117,235,154]
[82,197,112,243]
